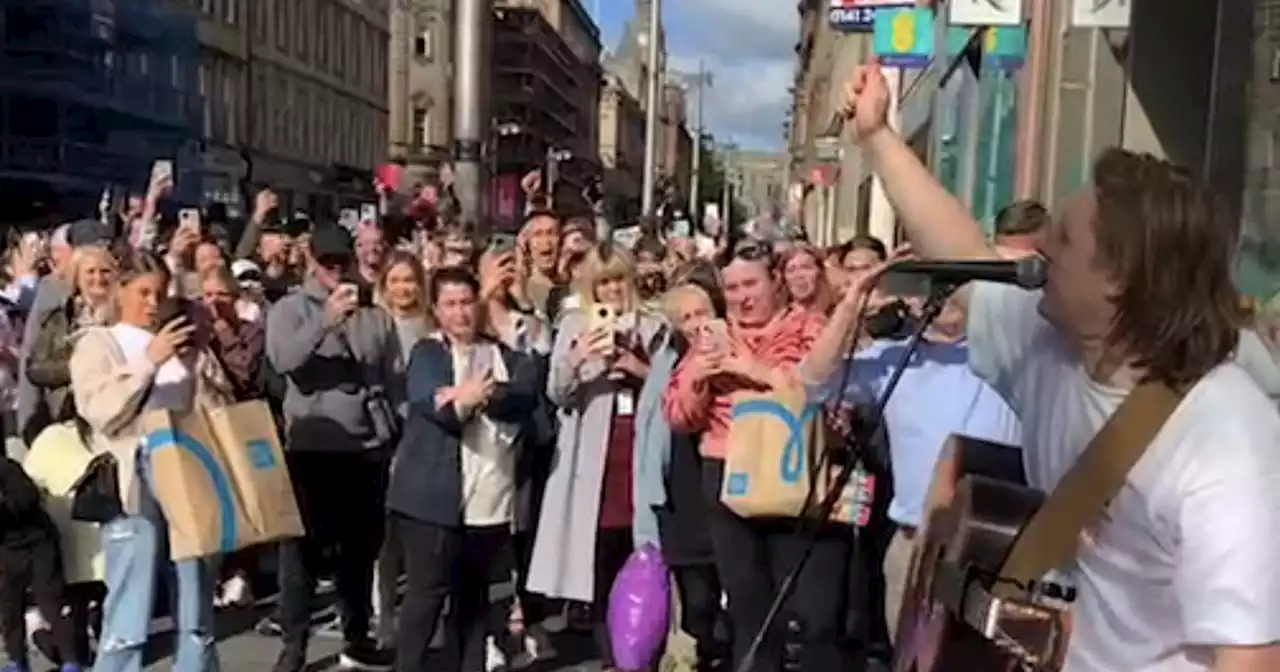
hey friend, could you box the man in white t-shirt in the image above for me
[837,62,1280,672]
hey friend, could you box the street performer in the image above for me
[839,61,1280,672]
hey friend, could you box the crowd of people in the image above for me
[0,60,1277,672]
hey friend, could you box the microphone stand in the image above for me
[734,281,962,672]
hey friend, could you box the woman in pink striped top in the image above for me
[661,242,856,671]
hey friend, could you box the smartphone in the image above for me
[150,159,174,189]
[360,203,378,223]
[488,232,517,254]
[701,318,729,351]
[178,208,201,234]
[590,303,617,333]
[338,208,359,231]
[339,281,373,307]
[880,270,930,297]
[156,297,191,330]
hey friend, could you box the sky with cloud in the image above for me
[590,0,796,153]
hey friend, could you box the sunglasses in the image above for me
[718,241,776,269]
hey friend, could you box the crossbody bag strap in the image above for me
[993,381,1187,596]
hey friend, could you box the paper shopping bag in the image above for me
[141,409,257,561]
[204,400,305,545]
[720,386,823,519]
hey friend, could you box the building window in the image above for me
[198,62,212,140]
[223,0,236,25]
[275,0,287,51]
[202,0,214,17]
[412,107,431,148]
[224,65,238,144]
[295,0,307,61]
[336,11,348,77]
[414,27,432,59]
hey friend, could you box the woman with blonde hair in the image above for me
[25,246,118,444]
[370,250,431,646]
[527,246,665,668]
[69,250,234,672]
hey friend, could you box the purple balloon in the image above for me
[607,542,672,670]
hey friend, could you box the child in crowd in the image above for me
[0,455,81,672]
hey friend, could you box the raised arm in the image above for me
[844,63,995,263]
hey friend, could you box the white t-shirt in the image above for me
[110,323,193,413]
[967,283,1280,672]
[450,341,518,527]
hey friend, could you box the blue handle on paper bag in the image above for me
[726,399,820,497]
[143,429,240,554]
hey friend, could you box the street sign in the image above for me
[948,0,1024,27]
[813,136,843,162]
[873,7,935,69]
[1071,0,1130,28]
[982,25,1027,70]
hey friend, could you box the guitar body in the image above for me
[893,437,1066,672]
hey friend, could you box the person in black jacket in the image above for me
[385,267,540,672]
[0,456,82,672]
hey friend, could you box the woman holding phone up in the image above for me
[527,247,665,668]
[69,250,234,672]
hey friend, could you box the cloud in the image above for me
[663,0,797,151]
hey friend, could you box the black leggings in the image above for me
[672,563,728,669]
[591,527,634,667]
[0,539,80,667]
[701,458,855,671]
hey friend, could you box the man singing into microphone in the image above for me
[832,61,1280,672]
[801,274,1021,640]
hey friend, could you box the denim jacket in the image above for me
[632,343,678,548]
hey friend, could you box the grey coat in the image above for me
[265,276,400,453]
[525,308,665,602]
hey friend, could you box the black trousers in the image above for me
[590,527,635,667]
[672,563,728,670]
[0,538,79,667]
[394,514,510,672]
[701,458,854,672]
[277,451,388,651]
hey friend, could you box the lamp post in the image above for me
[639,0,663,216]
[683,62,712,221]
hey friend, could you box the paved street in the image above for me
[22,604,609,671]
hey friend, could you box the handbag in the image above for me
[70,453,124,523]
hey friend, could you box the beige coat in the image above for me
[68,326,234,515]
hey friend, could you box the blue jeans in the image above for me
[92,464,220,672]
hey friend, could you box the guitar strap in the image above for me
[992,381,1187,598]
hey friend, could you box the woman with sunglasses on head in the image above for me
[662,242,853,671]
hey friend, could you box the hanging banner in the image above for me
[1071,0,1131,29]
[948,0,1023,27]
[873,7,936,69]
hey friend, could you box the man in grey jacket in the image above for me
[265,224,399,672]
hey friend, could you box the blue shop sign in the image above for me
[873,6,936,69]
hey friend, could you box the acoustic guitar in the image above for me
[892,436,1072,672]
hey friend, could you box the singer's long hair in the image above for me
[1092,148,1241,388]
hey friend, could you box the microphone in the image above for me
[887,256,1048,290]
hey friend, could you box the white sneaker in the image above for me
[485,635,508,671]
[222,574,253,607]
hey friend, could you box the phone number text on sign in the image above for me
[829,5,877,30]
[828,2,914,32]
